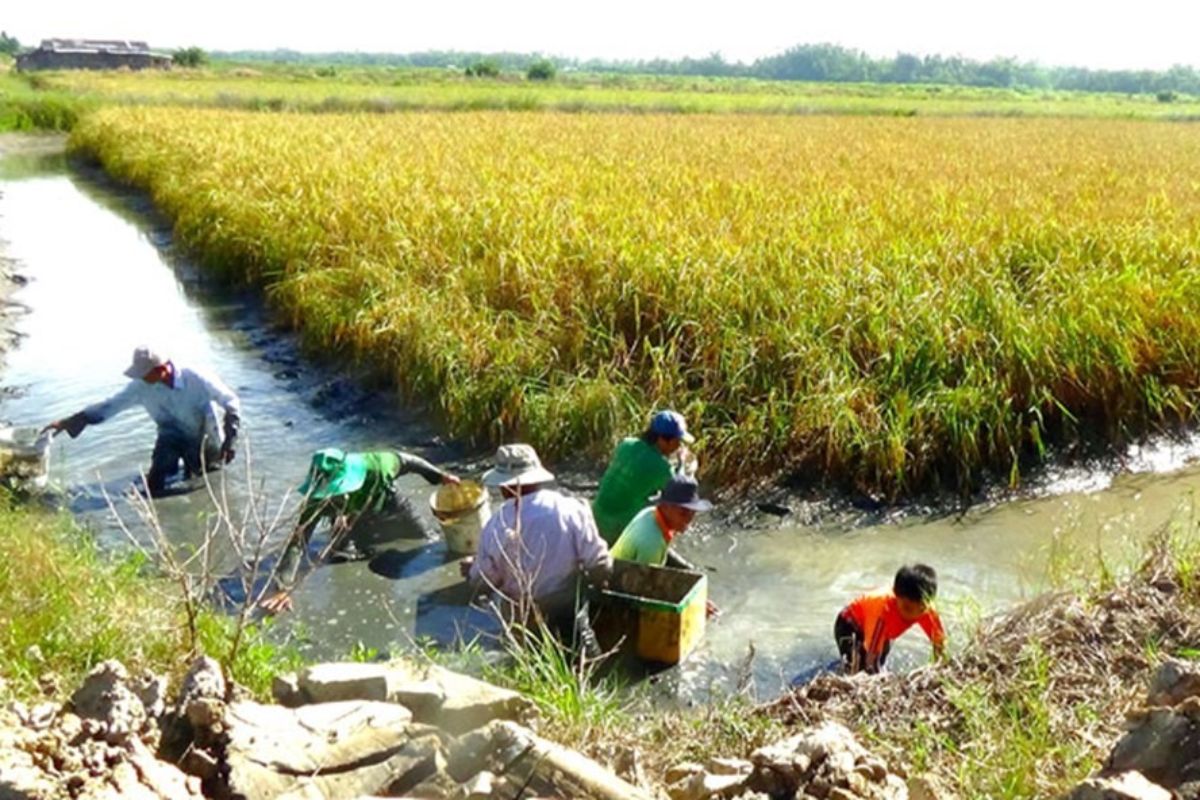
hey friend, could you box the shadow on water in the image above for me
[7,139,1200,699]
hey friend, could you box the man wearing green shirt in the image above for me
[260,447,459,614]
[611,474,712,566]
[611,475,719,618]
[592,410,695,544]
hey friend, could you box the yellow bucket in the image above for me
[429,480,491,555]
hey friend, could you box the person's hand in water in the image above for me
[221,443,237,464]
[260,590,294,615]
[706,599,721,619]
[42,412,88,438]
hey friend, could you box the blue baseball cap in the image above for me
[649,410,695,444]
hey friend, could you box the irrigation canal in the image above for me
[4,135,1200,698]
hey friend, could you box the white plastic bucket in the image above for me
[429,480,491,555]
[0,426,52,491]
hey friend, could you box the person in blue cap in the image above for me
[591,410,696,544]
[259,448,459,614]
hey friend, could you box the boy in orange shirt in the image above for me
[835,563,946,674]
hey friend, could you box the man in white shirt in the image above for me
[466,444,612,640]
[44,346,241,497]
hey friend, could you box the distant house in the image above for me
[16,39,172,71]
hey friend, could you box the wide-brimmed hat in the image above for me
[653,474,712,512]
[123,346,166,379]
[649,410,695,444]
[298,448,368,500]
[482,444,555,487]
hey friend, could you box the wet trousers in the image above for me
[147,427,222,497]
[834,613,891,674]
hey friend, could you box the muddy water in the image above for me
[4,140,1200,698]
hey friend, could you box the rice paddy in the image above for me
[69,106,1200,496]
[37,67,1200,119]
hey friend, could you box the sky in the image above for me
[4,0,1198,71]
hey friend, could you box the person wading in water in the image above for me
[44,346,240,497]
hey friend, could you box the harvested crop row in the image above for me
[70,107,1200,495]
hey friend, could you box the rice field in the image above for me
[40,68,1200,119]
[70,107,1200,495]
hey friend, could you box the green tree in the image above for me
[526,59,556,81]
[173,46,208,68]
[0,31,20,56]
[464,59,500,78]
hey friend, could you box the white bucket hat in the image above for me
[482,444,555,487]
[123,346,166,379]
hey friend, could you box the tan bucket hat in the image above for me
[482,444,555,487]
[123,346,166,379]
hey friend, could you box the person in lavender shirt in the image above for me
[465,443,612,645]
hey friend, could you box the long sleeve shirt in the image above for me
[470,488,612,601]
[276,451,448,586]
[83,363,240,448]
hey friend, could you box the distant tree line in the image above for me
[209,43,1200,95]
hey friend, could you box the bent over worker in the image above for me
[44,346,240,497]
[259,447,460,615]
[611,474,719,616]
[610,474,711,568]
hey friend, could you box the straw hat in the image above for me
[482,444,555,487]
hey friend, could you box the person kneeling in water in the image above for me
[260,448,459,614]
[835,563,946,674]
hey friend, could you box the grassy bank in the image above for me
[0,496,300,703]
[71,107,1200,495]
[0,74,91,132]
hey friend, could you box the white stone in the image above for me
[665,762,705,785]
[298,662,392,703]
[220,700,432,800]
[706,757,753,776]
[1066,771,1172,800]
[668,771,748,800]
